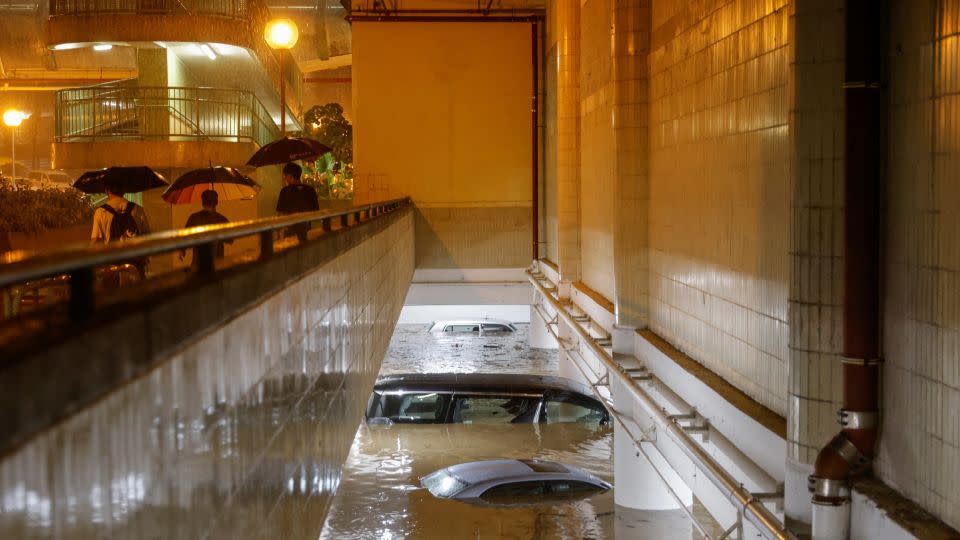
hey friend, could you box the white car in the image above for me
[421,459,611,504]
[428,318,517,335]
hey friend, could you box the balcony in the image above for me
[52,83,280,169]
[49,0,253,18]
[46,0,270,51]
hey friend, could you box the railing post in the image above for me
[195,243,216,274]
[69,268,95,321]
[322,217,332,232]
[340,214,349,228]
[354,211,361,223]
[259,230,274,259]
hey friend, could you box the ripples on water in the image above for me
[380,324,557,376]
[323,323,697,540]
[323,324,612,539]
[320,423,614,540]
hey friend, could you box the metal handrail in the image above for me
[0,198,411,318]
[56,85,279,146]
[49,0,252,18]
[527,269,797,540]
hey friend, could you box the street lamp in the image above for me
[264,18,299,135]
[3,109,26,185]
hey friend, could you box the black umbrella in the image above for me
[162,166,261,204]
[246,136,332,167]
[73,166,168,194]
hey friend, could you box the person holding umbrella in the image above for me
[178,189,232,265]
[89,178,151,244]
[276,162,319,243]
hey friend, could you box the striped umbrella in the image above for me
[161,166,260,204]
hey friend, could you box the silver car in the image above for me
[421,459,611,504]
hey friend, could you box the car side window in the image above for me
[379,393,450,423]
[480,481,551,499]
[444,324,480,333]
[450,395,537,424]
[481,323,512,335]
[541,394,608,425]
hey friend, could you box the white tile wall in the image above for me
[876,0,960,530]
[648,0,791,415]
[787,0,846,466]
[0,214,415,539]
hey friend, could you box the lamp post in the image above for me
[3,109,26,186]
[264,18,299,135]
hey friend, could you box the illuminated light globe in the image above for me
[265,19,299,50]
[3,109,25,127]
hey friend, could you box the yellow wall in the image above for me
[352,21,533,268]
[352,22,532,206]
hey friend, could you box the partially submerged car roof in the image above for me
[373,373,594,396]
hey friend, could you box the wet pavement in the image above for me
[321,324,698,539]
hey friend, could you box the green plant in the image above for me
[0,179,96,234]
[303,103,353,169]
[303,152,353,200]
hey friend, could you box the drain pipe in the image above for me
[808,1,886,538]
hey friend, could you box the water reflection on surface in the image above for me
[324,323,698,540]
[321,423,615,540]
[380,324,558,376]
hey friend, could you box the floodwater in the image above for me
[379,324,558,376]
[320,324,696,539]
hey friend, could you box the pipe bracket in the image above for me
[840,356,883,366]
[807,476,850,500]
[838,409,878,430]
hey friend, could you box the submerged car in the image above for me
[428,319,517,335]
[421,459,611,504]
[365,373,609,426]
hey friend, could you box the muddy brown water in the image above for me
[321,324,697,539]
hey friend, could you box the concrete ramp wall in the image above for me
[0,210,414,539]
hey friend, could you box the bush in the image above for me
[0,179,95,234]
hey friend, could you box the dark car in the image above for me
[365,373,609,426]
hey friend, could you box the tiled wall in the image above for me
[786,0,845,468]
[612,0,651,327]
[876,0,960,530]
[413,206,531,268]
[0,214,414,540]
[647,0,791,415]
[554,0,583,283]
[579,0,617,301]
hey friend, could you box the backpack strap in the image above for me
[100,204,118,216]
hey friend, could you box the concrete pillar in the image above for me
[553,0,581,291]
[611,374,687,510]
[787,0,846,524]
[136,48,170,138]
[612,0,649,328]
[528,304,558,349]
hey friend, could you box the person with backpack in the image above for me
[89,178,151,276]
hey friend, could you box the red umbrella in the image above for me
[161,166,260,204]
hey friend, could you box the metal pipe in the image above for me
[528,271,796,540]
[810,0,886,527]
[531,20,539,261]
[0,198,411,288]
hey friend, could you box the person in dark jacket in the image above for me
[179,189,231,265]
[276,162,319,243]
